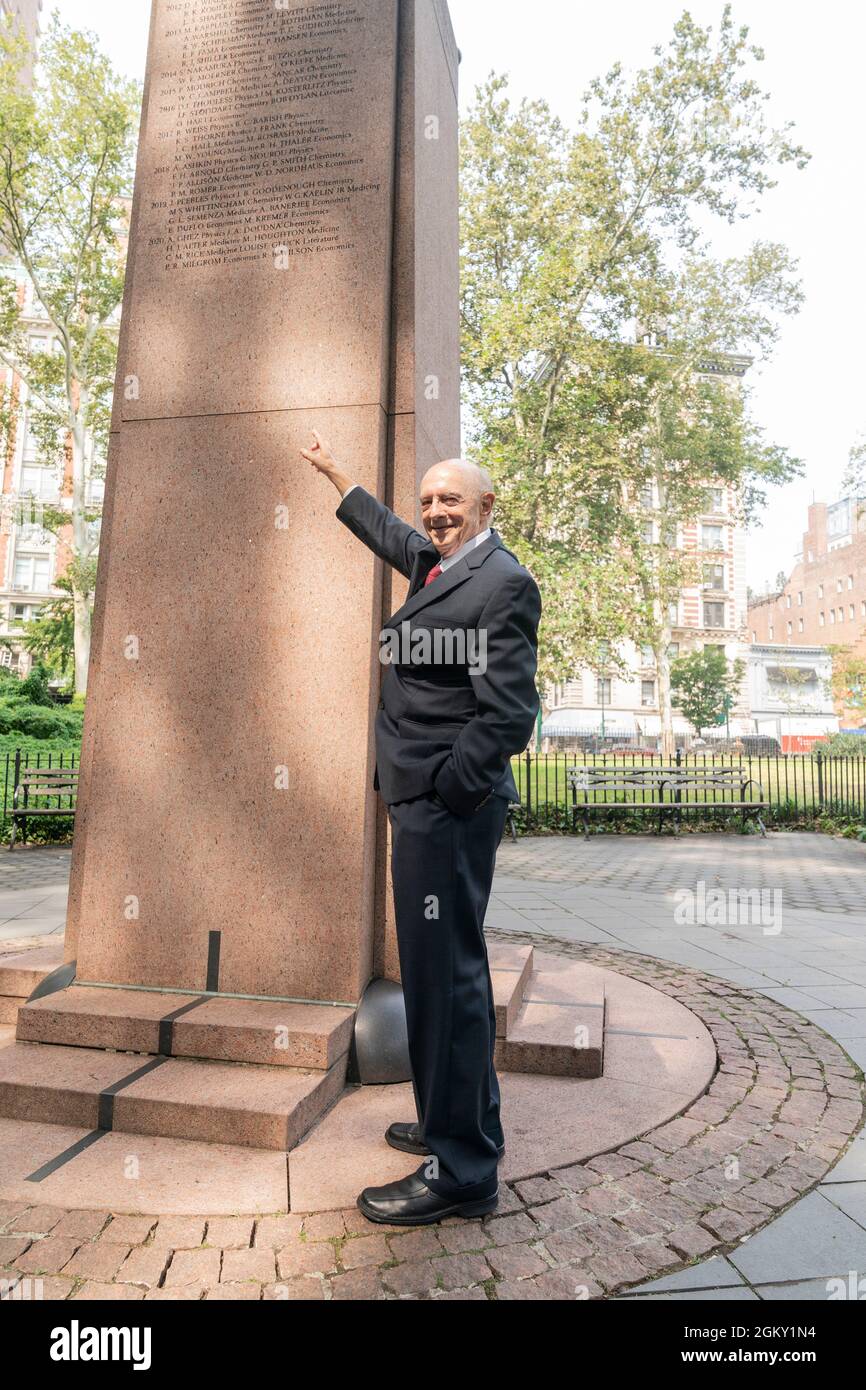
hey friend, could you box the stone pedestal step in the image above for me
[0,1040,347,1151]
[488,942,535,1037]
[0,942,65,1025]
[17,986,355,1071]
[492,951,606,1079]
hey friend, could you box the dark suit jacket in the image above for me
[337,485,542,817]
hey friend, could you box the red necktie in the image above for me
[424,563,443,588]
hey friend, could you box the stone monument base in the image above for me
[0,945,716,1214]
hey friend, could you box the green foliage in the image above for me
[0,700,81,739]
[0,14,141,691]
[827,646,866,716]
[15,576,75,676]
[813,733,866,758]
[670,647,745,733]
[0,660,83,738]
[16,661,55,706]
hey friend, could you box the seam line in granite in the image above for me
[118,402,391,427]
[73,980,357,1009]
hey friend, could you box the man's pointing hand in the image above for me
[300,430,355,497]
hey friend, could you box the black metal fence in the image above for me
[2,748,865,843]
[1,749,79,839]
[512,749,866,833]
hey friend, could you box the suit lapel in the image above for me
[408,546,441,597]
[388,531,503,627]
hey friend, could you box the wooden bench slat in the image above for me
[9,764,79,848]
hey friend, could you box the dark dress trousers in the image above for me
[336,486,542,1200]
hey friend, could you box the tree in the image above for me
[460,6,808,692]
[828,645,866,724]
[770,664,820,713]
[0,16,140,692]
[670,647,745,735]
[844,434,866,500]
[621,244,803,754]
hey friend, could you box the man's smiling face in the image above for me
[420,461,494,560]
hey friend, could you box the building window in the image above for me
[668,602,679,626]
[837,579,843,593]
[16,521,51,549]
[786,621,793,636]
[639,483,653,508]
[641,520,654,544]
[848,576,854,589]
[12,555,51,592]
[667,642,680,660]
[596,677,612,705]
[850,605,856,620]
[819,612,825,626]
[641,680,656,708]
[640,644,654,664]
[785,594,792,608]
[704,602,725,629]
[818,585,824,599]
[7,603,41,628]
[19,464,60,502]
[769,626,774,640]
[86,475,106,505]
[751,631,757,642]
[797,591,803,606]
[701,524,724,551]
[798,618,804,633]
[702,563,725,591]
[829,610,836,624]
[839,608,845,622]
[708,487,725,513]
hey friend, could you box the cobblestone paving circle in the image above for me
[0,936,863,1302]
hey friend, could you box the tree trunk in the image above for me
[69,406,92,692]
[72,585,91,694]
[656,632,674,759]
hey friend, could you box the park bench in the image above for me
[8,764,79,850]
[567,765,768,839]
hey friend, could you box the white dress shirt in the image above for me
[437,528,492,571]
[341,485,492,573]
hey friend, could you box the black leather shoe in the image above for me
[358,1168,499,1226]
[386,1121,505,1159]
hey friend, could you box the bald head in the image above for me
[419,458,495,560]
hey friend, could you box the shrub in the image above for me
[813,733,866,757]
[0,700,82,740]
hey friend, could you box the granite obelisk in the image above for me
[64,0,460,1009]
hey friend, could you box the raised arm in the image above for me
[301,430,429,579]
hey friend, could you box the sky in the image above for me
[46,0,865,594]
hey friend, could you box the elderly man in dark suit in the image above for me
[301,431,541,1226]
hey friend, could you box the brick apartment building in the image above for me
[748,497,866,727]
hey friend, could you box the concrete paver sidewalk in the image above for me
[1,834,864,1301]
[488,833,866,1300]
